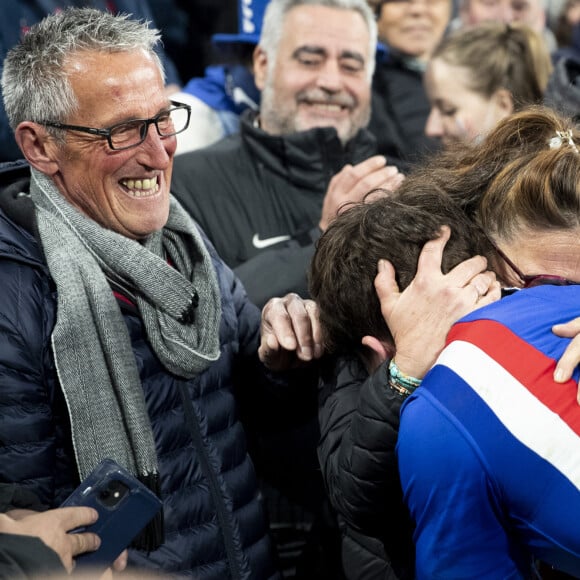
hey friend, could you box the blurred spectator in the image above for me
[545,51,580,118]
[172,0,266,154]
[366,0,451,167]
[548,0,580,124]
[424,23,552,147]
[555,0,580,46]
[170,0,403,307]
[148,0,231,82]
[554,0,580,62]
[453,0,557,51]
[0,0,181,163]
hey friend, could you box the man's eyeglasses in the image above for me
[38,101,191,151]
[493,243,577,288]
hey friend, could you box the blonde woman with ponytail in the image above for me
[424,22,552,147]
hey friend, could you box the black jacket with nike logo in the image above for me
[171,110,378,309]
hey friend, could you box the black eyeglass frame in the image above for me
[38,100,191,151]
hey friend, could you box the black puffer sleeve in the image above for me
[317,355,414,573]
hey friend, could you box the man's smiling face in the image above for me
[254,4,372,144]
[46,48,176,239]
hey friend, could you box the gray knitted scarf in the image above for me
[28,169,221,542]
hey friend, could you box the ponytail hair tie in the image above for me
[549,130,579,153]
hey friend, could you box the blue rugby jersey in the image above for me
[398,285,580,579]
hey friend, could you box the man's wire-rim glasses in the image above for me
[38,100,191,151]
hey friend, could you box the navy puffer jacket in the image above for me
[0,168,279,580]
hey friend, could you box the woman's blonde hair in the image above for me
[408,106,580,241]
[432,22,553,109]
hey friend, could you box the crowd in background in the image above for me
[1,0,580,164]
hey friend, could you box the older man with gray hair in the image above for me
[0,6,322,578]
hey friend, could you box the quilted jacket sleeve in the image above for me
[317,356,414,567]
[0,227,63,507]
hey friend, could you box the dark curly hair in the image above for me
[309,184,492,356]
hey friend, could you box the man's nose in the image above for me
[136,123,174,168]
[316,59,344,91]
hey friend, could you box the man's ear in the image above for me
[361,335,395,373]
[14,122,59,176]
[253,45,268,91]
[491,88,514,118]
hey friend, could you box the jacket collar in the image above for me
[0,161,46,269]
[240,110,377,190]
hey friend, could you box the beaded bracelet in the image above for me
[387,378,415,397]
[387,359,421,397]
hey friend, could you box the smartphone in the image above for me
[60,458,162,570]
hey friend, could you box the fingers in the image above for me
[466,271,500,303]
[374,259,400,321]
[259,297,296,365]
[278,294,319,360]
[473,279,502,308]
[340,162,403,203]
[331,155,388,192]
[293,299,323,360]
[413,227,450,285]
[553,317,580,338]
[7,508,101,575]
[259,294,323,369]
[262,297,298,349]
[70,530,101,557]
[54,506,99,533]
[96,549,128,580]
[469,272,494,298]
[445,255,489,287]
[553,318,580,392]
[112,549,129,571]
[321,156,404,230]
[55,508,100,573]
[553,341,580,386]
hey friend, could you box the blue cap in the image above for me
[212,0,269,45]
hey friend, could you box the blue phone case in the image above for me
[61,458,162,570]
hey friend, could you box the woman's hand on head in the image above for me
[374,226,501,379]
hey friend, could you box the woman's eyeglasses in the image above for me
[492,243,577,288]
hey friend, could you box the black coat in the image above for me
[368,53,440,170]
[0,162,282,579]
[171,109,380,580]
[318,356,415,580]
[171,110,378,309]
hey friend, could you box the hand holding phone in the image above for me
[0,506,101,573]
[60,458,162,571]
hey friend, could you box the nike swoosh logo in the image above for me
[252,233,292,249]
